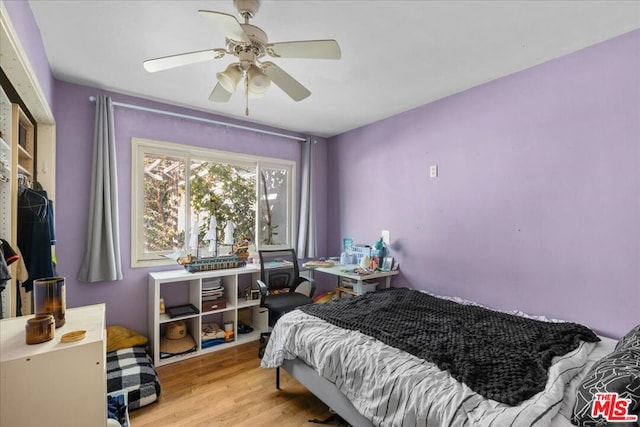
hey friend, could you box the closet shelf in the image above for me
[17,144,32,159]
[17,165,32,176]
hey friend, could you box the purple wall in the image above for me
[328,29,640,339]
[53,81,329,334]
[3,0,55,109]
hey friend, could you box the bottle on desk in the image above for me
[360,255,370,269]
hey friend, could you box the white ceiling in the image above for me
[28,1,640,138]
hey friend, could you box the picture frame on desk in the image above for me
[342,237,353,253]
[381,256,394,271]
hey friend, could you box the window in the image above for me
[132,138,295,267]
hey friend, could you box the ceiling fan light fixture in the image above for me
[247,65,271,94]
[248,91,267,100]
[216,64,243,93]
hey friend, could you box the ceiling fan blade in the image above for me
[144,49,221,72]
[266,40,341,60]
[262,62,311,102]
[209,83,233,102]
[198,10,250,43]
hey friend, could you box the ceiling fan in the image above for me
[143,0,341,115]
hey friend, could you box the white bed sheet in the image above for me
[262,310,617,427]
[552,334,617,426]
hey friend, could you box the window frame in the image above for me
[131,137,296,268]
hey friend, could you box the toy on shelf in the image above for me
[178,253,244,273]
[224,321,235,342]
[232,234,251,262]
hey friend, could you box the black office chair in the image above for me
[256,248,315,359]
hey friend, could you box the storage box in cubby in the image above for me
[354,281,378,295]
[201,299,226,312]
[340,277,378,295]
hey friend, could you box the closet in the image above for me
[0,82,42,318]
[0,84,13,318]
[1,6,57,319]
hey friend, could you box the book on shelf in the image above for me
[202,287,224,298]
[202,278,222,289]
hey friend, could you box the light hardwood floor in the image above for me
[129,341,334,427]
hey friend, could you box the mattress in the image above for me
[262,308,617,427]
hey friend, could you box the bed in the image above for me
[261,288,639,427]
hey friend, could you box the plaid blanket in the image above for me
[106,346,161,410]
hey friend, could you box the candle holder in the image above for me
[33,277,66,328]
[25,315,55,344]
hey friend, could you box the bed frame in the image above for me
[276,358,578,427]
[278,359,373,427]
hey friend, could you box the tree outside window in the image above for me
[133,139,294,266]
[259,167,289,246]
[189,160,255,254]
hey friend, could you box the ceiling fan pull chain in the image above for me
[245,75,250,116]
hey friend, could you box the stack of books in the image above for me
[201,278,226,312]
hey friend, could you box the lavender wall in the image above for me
[328,29,640,339]
[53,81,328,335]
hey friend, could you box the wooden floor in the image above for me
[129,341,334,427]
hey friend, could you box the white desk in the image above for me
[313,264,399,297]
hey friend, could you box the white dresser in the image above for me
[0,304,107,427]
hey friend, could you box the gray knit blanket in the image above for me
[299,287,599,405]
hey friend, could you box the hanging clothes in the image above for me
[1,239,19,267]
[14,246,29,317]
[0,246,9,320]
[0,239,21,319]
[14,246,28,284]
[17,188,56,293]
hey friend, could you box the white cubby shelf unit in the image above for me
[148,266,267,367]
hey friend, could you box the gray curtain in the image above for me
[297,137,316,258]
[78,95,123,282]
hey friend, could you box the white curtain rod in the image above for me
[88,96,307,142]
